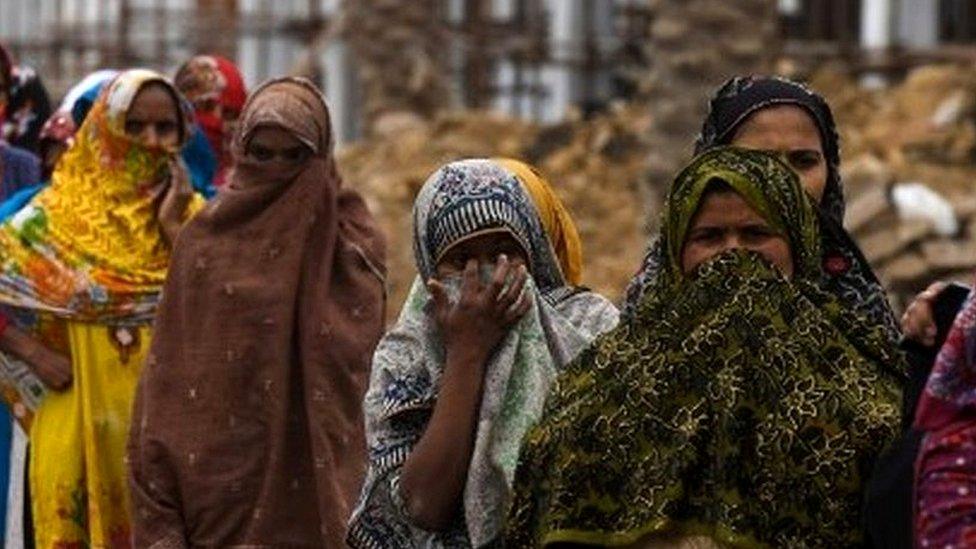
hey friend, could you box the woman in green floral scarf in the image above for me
[506,147,904,548]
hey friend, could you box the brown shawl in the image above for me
[128,77,386,547]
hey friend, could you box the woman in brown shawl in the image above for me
[127,77,387,547]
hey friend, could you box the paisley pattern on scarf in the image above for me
[506,148,903,548]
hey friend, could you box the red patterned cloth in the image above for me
[915,288,976,547]
[174,55,247,186]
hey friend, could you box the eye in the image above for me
[282,146,311,163]
[786,150,822,171]
[155,121,178,136]
[688,228,721,243]
[440,250,468,271]
[247,144,274,162]
[124,120,145,135]
[742,225,778,241]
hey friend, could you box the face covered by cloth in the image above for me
[348,159,618,549]
[505,148,904,548]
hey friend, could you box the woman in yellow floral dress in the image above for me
[0,69,199,548]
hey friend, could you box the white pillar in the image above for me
[898,0,938,49]
[541,0,581,122]
[778,0,801,15]
[861,0,894,49]
[861,0,895,88]
[321,40,359,144]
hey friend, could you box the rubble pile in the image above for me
[339,63,976,316]
[815,65,976,309]
[337,105,652,313]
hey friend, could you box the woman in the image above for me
[913,292,976,547]
[0,69,197,547]
[623,76,898,343]
[174,54,247,189]
[128,77,386,547]
[0,70,119,546]
[0,44,52,154]
[347,158,619,548]
[507,147,903,548]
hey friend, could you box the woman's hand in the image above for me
[398,255,532,531]
[902,281,948,347]
[157,161,194,246]
[427,256,532,364]
[0,325,71,391]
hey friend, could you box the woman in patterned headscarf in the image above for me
[347,158,618,548]
[507,147,903,548]
[0,69,200,547]
[623,76,898,345]
[174,54,248,189]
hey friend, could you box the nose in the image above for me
[718,234,745,254]
[140,125,160,147]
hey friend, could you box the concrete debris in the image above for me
[339,62,976,316]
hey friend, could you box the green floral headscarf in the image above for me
[505,147,903,548]
[659,146,820,286]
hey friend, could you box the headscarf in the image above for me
[0,44,52,153]
[622,76,899,343]
[0,69,191,322]
[493,158,583,286]
[347,159,618,549]
[60,69,119,114]
[128,77,386,547]
[69,71,119,127]
[506,147,903,548]
[174,54,247,187]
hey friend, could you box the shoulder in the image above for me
[550,287,620,334]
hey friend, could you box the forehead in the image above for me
[126,83,179,120]
[691,190,767,226]
[730,105,823,151]
[444,230,523,255]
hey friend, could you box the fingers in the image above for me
[498,264,531,324]
[427,278,452,328]
[486,255,511,301]
[922,281,949,300]
[460,259,479,295]
[34,352,72,391]
[503,285,533,324]
[496,264,527,307]
[427,278,448,306]
[902,299,937,346]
